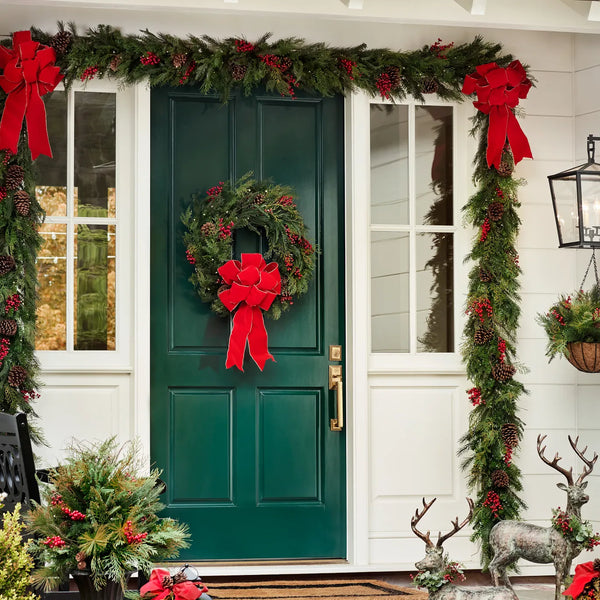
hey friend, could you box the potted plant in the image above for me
[537,285,600,372]
[27,438,190,600]
[563,559,600,599]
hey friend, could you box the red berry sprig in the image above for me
[5,293,21,314]
[140,51,160,66]
[338,57,357,80]
[179,60,196,85]
[218,218,234,239]
[21,389,40,403]
[0,337,10,368]
[563,296,572,309]
[467,386,484,406]
[207,182,224,199]
[235,39,255,53]
[466,298,493,323]
[498,338,506,363]
[429,38,454,59]
[479,217,491,242]
[549,309,566,326]
[124,520,148,544]
[503,444,513,466]
[483,490,503,519]
[51,492,86,520]
[2,151,12,166]
[42,535,66,548]
[0,187,6,201]
[284,255,294,272]
[495,186,504,199]
[80,66,99,82]
[278,195,296,207]
[185,250,196,265]
[376,72,393,100]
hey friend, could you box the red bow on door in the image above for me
[0,31,63,160]
[218,253,281,371]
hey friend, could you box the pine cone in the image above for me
[77,561,87,570]
[230,63,248,81]
[161,575,174,588]
[172,572,188,584]
[496,148,515,177]
[0,318,17,337]
[51,30,73,55]
[253,193,266,204]
[479,268,493,283]
[474,326,494,345]
[487,202,504,222]
[13,190,30,216]
[385,66,402,90]
[279,57,292,72]
[501,423,519,449]
[200,222,217,237]
[172,53,188,68]
[109,55,122,72]
[0,255,16,276]
[422,76,439,94]
[75,551,86,562]
[491,469,510,489]
[492,362,516,382]
[4,165,24,191]
[594,558,600,572]
[8,365,27,388]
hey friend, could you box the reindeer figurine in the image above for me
[489,435,598,600]
[412,497,517,600]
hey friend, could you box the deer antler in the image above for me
[569,435,598,484]
[411,497,436,548]
[537,434,574,485]
[436,497,474,547]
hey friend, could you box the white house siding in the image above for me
[2,2,597,574]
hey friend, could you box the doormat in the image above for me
[205,580,428,600]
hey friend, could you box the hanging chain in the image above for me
[579,248,600,290]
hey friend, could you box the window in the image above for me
[370,102,455,354]
[34,83,132,368]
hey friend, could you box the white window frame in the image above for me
[36,80,135,373]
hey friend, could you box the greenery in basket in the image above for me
[0,495,37,600]
[536,285,600,361]
[27,438,190,593]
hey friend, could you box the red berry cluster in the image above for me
[278,195,296,207]
[338,57,357,80]
[21,389,40,403]
[284,255,294,272]
[280,294,294,305]
[5,293,21,314]
[495,186,504,199]
[553,508,573,536]
[483,490,503,519]
[293,267,302,279]
[0,187,6,201]
[235,39,255,53]
[42,535,66,548]
[260,54,296,97]
[207,182,224,199]
[512,253,520,267]
[2,151,12,166]
[504,444,513,466]
[479,217,491,242]
[0,337,10,368]
[549,309,566,326]
[498,338,506,363]
[80,65,99,82]
[466,298,493,323]
[179,60,196,84]
[376,72,393,100]
[185,249,196,265]
[51,492,86,520]
[467,387,484,406]
[429,38,454,59]
[563,296,572,309]
[140,51,160,66]
[594,307,600,321]
[124,520,148,544]
[218,218,234,239]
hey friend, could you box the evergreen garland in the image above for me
[0,23,531,562]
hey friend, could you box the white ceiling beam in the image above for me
[341,0,364,9]
[223,0,238,3]
[589,1,600,20]
[453,0,487,15]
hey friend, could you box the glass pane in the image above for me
[416,233,454,353]
[35,91,67,216]
[370,104,409,224]
[74,224,116,350]
[36,223,67,350]
[74,92,116,218]
[551,178,579,245]
[581,174,600,245]
[415,106,453,225]
[371,231,409,352]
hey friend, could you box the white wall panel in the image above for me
[526,71,573,117]
[520,384,578,429]
[525,116,574,162]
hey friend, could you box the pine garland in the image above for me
[0,24,530,561]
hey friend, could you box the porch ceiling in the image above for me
[4,0,600,33]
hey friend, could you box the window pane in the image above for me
[415,106,453,225]
[36,223,67,350]
[416,232,454,353]
[370,104,409,225]
[74,92,116,218]
[36,91,67,216]
[74,224,116,351]
[371,231,409,352]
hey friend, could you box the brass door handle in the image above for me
[329,365,344,431]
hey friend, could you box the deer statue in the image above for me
[412,497,517,600]
[489,434,598,600]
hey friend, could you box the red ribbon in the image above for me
[0,31,63,160]
[462,60,532,169]
[218,253,281,371]
[140,569,208,600]
[563,562,600,599]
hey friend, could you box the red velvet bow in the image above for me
[462,60,532,169]
[0,30,63,160]
[218,253,281,371]
[140,568,207,600]
[563,562,600,599]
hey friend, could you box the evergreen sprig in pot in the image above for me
[537,285,600,372]
[27,438,190,599]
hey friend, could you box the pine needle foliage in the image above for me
[27,438,189,592]
[458,114,528,568]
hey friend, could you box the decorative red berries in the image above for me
[376,72,393,100]
[5,293,20,314]
[185,250,196,265]
[124,520,148,544]
[234,39,255,53]
[466,298,493,323]
[42,535,66,548]
[207,182,224,199]
[498,338,506,363]
[467,387,484,406]
[429,38,454,59]
[140,51,160,66]
[338,57,357,80]
[479,217,491,242]
[483,490,503,519]
[80,65,99,82]
[218,218,234,239]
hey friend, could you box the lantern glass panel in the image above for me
[552,178,580,245]
[581,174,600,246]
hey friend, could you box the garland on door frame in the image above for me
[0,23,531,560]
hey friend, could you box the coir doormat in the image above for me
[205,580,428,600]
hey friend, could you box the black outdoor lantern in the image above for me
[548,134,600,248]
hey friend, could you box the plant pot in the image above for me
[71,571,128,600]
[566,342,600,373]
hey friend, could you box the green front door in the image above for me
[150,88,346,560]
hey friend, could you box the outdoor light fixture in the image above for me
[548,134,600,248]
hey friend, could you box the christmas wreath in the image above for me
[182,173,316,320]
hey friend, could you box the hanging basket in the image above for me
[566,342,600,373]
